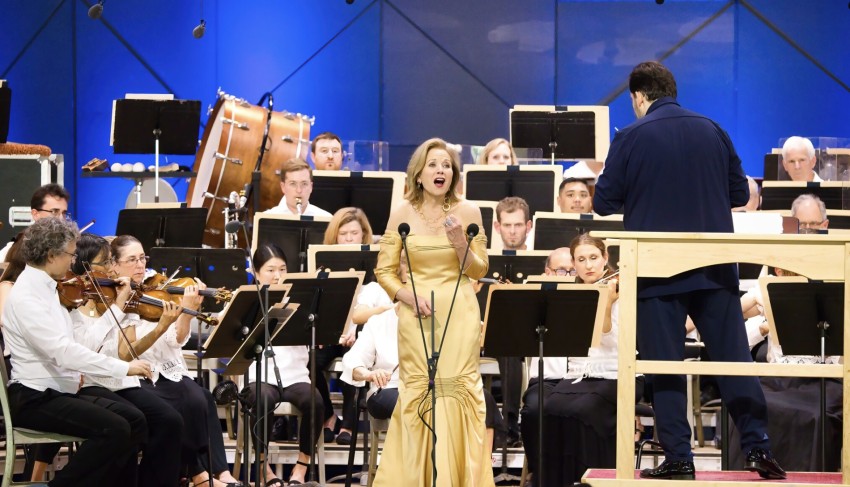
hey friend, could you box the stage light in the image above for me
[88,0,104,19]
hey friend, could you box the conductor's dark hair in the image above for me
[629,61,677,101]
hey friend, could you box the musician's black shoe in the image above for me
[745,448,787,479]
[639,459,696,480]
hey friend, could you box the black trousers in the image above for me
[311,344,357,429]
[80,386,184,487]
[496,356,523,437]
[519,378,559,475]
[202,385,230,474]
[242,381,324,456]
[9,383,146,487]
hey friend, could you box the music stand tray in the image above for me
[476,250,550,320]
[203,284,292,358]
[116,208,207,249]
[111,98,201,155]
[307,244,379,284]
[252,213,331,273]
[762,277,844,357]
[308,170,405,235]
[463,165,562,216]
[532,212,624,251]
[223,302,300,376]
[148,247,248,312]
[273,271,363,347]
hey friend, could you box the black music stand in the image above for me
[464,167,559,216]
[309,173,399,235]
[116,208,207,249]
[533,214,625,251]
[254,215,330,273]
[202,285,291,359]
[275,271,363,483]
[476,252,550,320]
[482,283,606,487]
[766,280,843,472]
[309,245,378,284]
[148,247,248,312]
[479,205,495,246]
[112,98,200,202]
[510,110,596,161]
[760,183,847,211]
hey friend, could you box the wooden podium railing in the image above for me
[589,231,850,487]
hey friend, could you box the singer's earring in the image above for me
[417,180,423,189]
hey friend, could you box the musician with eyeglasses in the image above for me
[263,158,332,216]
[0,183,71,262]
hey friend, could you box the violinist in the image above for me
[240,243,324,487]
[3,218,152,486]
[65,233,183,487]
[537,234,643,487]
[110,235,242,487]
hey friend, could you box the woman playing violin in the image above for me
[110,235,243,487]
[536,234,644,487]
[65,233,184,487]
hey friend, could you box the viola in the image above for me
[145,273,233,304]
[58,271,218,326]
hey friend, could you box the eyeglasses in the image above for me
[551,268,577,276]
[59,250,77,261]
[36,208,72,220]
[799,220,826,229]
[91,257,115,267]
[117,255,148,266]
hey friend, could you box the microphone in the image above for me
[437,223,480,359]
[192,20,206,39]
[225,220,245,234]
[398,222,410,239]
[466,223,480,240]
[88,1,104,19]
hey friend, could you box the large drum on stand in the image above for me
[187,90,314,248]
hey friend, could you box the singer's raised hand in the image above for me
[444,213,466,248]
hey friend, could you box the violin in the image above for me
[145,272,233,304]
[58,271,218,326]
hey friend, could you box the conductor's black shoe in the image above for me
[639,459,696,480]
[745,448,787,479]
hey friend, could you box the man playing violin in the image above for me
[3,218,152,486]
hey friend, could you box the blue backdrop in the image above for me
[2,0,849,234]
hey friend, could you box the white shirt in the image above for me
[565,300,620,381]
[341,282,400,396]
[812,172,823,183]
[248,345,310,388]
[528,357,568,380]
[71,306,140,391]
[263,198,332,217]
[0,240,13,263]
[132,314,192,383]
[3,265,129,393]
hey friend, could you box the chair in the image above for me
[0,358,84,487]
[367,416,390,487]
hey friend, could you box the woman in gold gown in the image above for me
[374,138,494,486]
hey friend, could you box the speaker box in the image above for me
[0,155,63,246]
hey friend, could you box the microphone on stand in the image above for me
[436,223,479,357]
[225,220,246,235]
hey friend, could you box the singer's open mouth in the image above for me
[434,177,446,188]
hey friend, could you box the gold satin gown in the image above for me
[373,231,494,487]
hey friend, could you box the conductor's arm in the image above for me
[593,131,629,216]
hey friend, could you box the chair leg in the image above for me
[368,428,380,487]
[519,456,528,487]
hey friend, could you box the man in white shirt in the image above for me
[263,158,332,217]
[3,217,152,486]
[0,183,70,262]
[781,136,822,182]
[311,132,344,171]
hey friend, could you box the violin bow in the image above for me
[80,261,144,363]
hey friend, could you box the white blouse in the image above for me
[341,282,399,396]
[132,314,192,383]
[71,306,140,391]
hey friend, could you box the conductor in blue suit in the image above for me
[593,61,786,480]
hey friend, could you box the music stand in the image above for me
[510,110,596,162]
[252,214,331,273]
[116,208,207,249]
[463,165,562,216]
[760,181,848,211]
[111,98,201,202]
[202,285,292,358]
[532,212,625,251]
[274,271,363,482]
[482,283,608,486]
[762,277,844,471]
[0,81,9,144]
[148,247,248,312]
[307,244,379,284]
[476,251,550,321]
[308,171,405,235]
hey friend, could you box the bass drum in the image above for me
[187,90,313,248]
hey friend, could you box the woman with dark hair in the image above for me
[240,242,324,486]
[537,234,643,487]
[65,233,184,487]
[110,235,242,487]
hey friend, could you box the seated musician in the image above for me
[240,243,324,486]
[314,207,375,445]
[540,235,644,487]
[781,136,821,182]
[264,158,332,216]
[477,138,518,165]
[520,246,573,483]
[557,178,593,214]
[110,235,242,487]
[733,176,761,211]
[3,218,151,486]
[0,183,70,262]
[494,196,533,251]
[311,132,344,171]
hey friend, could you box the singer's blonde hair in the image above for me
[404,138,462,207]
